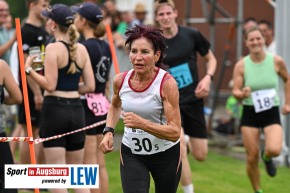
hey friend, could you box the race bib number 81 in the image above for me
[85,93,110,116]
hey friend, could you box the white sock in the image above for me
[182,183,194,193]
[184,134,190,143]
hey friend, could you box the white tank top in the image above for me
[120,68,179,155]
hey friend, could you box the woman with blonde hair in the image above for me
[25,4,94,193]
[73,2,112,193]
[233,26,290,193]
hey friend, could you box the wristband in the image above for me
[103,127,114,136]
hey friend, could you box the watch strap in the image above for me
[103,127,114,136]
[25,67,33,75]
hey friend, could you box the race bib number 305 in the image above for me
[251,89,276,113]
[127,129,166,155]
[169,63,193,89]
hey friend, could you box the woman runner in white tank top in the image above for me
[100,25,182,193]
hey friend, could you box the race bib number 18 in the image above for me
[251,89,276,113]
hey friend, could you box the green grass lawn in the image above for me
[18,148,290,193]
[109,120,290,193]
[105,149,290,193]
[17,119,290,193]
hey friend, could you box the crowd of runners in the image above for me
[0,1,289,193]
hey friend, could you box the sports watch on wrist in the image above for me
[103,127,114,136]
[25,67,33,75]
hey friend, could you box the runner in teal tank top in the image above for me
[232,26,290,193]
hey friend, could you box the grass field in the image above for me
[104,149,290,193]
[17,119,290,193]
[18,148,290,193]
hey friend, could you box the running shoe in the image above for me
[261,148,277,177]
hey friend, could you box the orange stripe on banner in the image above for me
[15,18,40,193]
[105,24,120,74]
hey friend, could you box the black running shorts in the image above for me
[39,96,86,151]
[180,99,207,138]
[241,105,281,128]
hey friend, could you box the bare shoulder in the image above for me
[0,60,10,83]
[76,43,89,59]
[0,59,9,71]
[273,55,288,75]
[162,74,177,88]
[161,74,178,98]
[233,58,245,74]
[46,41,60,48]
[274,54,284,65]
[45,42,64,53]
[235,57,245,68]
[113,72,126,90]
[76,43,87,52]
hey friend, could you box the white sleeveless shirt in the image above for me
[119,68,179,155]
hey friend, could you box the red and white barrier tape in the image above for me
[0,120,106,144]
[0,137,33,142]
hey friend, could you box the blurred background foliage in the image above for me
[7,0,97,23]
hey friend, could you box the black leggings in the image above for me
[0,132,17,193]
[120,142,181,193]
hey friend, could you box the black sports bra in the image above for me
[55,41,82,91]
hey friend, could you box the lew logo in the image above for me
[70,167,98,185]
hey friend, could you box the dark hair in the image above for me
[93,21,106,38]
[243,17,256,24]
[154,0,175,14]
[242,17,257,34]
[258,19,273,29]
[26,0,38,8]
[26,0,50,9]
[125,25,168,70]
